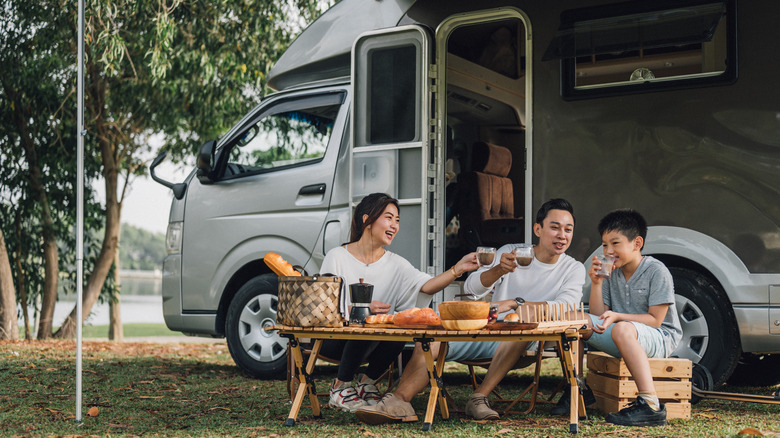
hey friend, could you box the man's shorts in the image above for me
[585,314,668,358]
[445,340,540,362]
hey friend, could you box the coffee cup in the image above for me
[514,244,534,267]
[476,246,496,267]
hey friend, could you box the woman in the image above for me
[320,193,478,412]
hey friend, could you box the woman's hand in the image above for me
[455,252,479,275]
[593,310,619,333]
[369,300,391,314]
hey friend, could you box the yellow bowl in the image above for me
[438,301,490,320]
[441,319,488,330]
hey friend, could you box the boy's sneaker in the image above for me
[550,384,596,416]
[355,393,418,425]
[355,374,382,405]
[329,381,367,412]
[605,397,667,427]
[464,393,499,420]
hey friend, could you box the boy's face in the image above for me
[533,209,574,260]
[601,229,643,269]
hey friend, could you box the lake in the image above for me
[19,275,165,328]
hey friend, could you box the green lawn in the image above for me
[19,323,183,339]
[0,340,777,437]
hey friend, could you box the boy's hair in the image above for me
[535,198,575,225]
[598,209,648,246]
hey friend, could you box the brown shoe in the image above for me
[465,393,499,420]
[354,393,418,425]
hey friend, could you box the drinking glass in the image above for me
[476,246,496,267]
[514,244,534,266]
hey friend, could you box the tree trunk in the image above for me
[55,68,122,339]
[0,228,19,340]
[0,72,60,340]
[109,249,123,341]
[15,211,30,339]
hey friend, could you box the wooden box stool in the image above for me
[586,351,692,419]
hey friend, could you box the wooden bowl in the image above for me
[441,319,488,330]
[438,301,490,320]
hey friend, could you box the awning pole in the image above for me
[75,0,85,423]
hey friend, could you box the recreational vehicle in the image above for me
[152,0,780,387]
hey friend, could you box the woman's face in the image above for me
[364,204,400,246]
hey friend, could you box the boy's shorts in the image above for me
[585,314,668,358]
[446,340,540,362]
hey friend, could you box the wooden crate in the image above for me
[586,351,692,419]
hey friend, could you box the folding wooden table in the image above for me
[272,320,589,434]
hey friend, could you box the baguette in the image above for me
[393,307,441,326]
[263,252,301,277]
[365,314,394,324]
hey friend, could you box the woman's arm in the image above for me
[420,252,478,294]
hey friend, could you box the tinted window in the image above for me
[369,45,417,143]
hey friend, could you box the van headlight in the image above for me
[166,221,183,255]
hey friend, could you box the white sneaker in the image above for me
[329,381,367,412]
[355,374,382,406]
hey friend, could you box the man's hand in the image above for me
[369,300,391,314]
[496,251,517,275]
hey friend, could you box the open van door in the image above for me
[351,26,438,278]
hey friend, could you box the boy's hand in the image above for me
[593,310,618,333]
[588,255,605,284]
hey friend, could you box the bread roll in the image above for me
[264,252,300,277]
[504,312,519,322]
[394,307,441,326]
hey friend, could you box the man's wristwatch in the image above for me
[514,297,526,309]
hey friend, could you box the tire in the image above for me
[669,267,741,387]
[726,354,780,387]
[690,363,714,405]
[225,274,287,379]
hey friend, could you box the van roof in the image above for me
[267,0,416,91]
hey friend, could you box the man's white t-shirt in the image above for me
[321,246,431,315]
[464,244,586,317]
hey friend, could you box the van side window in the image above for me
[544,0,736,99]
[222,103,339,178]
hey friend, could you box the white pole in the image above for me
[76,0,85,423]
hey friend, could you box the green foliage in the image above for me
[119,224,165,271]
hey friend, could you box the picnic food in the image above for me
[365,314,394,324]
[438,301,490,320]
[504,312,520,322]
[393,307,441,326]
[264,252,301,277]
[441,319,488,330]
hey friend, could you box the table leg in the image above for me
[435,342,450,420]
[421,340,439,431]
[558,336,581,434]
[284,338,322,426]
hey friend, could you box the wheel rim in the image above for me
[238,293,288,363]
[671,295,710,363]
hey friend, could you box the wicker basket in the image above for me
[277,274,344,327]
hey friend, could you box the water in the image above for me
[19,276,165,327]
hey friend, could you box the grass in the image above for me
[1,340,778,437]
[20,324,183,340]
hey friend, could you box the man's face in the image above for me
[533,209,574,259]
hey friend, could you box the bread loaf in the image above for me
[264,252,301,277]
[393,307,441,326]
[365,314,394,324]
[504,312,519,322]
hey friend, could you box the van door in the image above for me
[351,26,437,274]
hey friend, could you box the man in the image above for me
[355,198,586,424]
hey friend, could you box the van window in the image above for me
[369,45,417,143]
[221,102,340,178]
[544,0,736,99]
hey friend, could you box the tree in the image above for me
[0,228,18,340]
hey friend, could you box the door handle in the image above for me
[298,183,326,195]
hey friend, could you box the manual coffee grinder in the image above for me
[349,278,373,325]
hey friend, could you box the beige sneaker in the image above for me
[465,393,499,420]
[354,393,418,425]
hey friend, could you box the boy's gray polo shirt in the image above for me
[602,256,683,356]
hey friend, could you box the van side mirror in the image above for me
[150,151,187,200]
[196,140,217,184]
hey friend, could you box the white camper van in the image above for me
[152,0,780,387]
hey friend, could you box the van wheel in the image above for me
[225,274,287,379]
[669,267,740,387]
[726,353,780,387]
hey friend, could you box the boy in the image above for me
[583,209,682,426]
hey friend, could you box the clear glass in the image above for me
[514,243,534,267]
[476,246,496,267]
[596,254,616,278]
